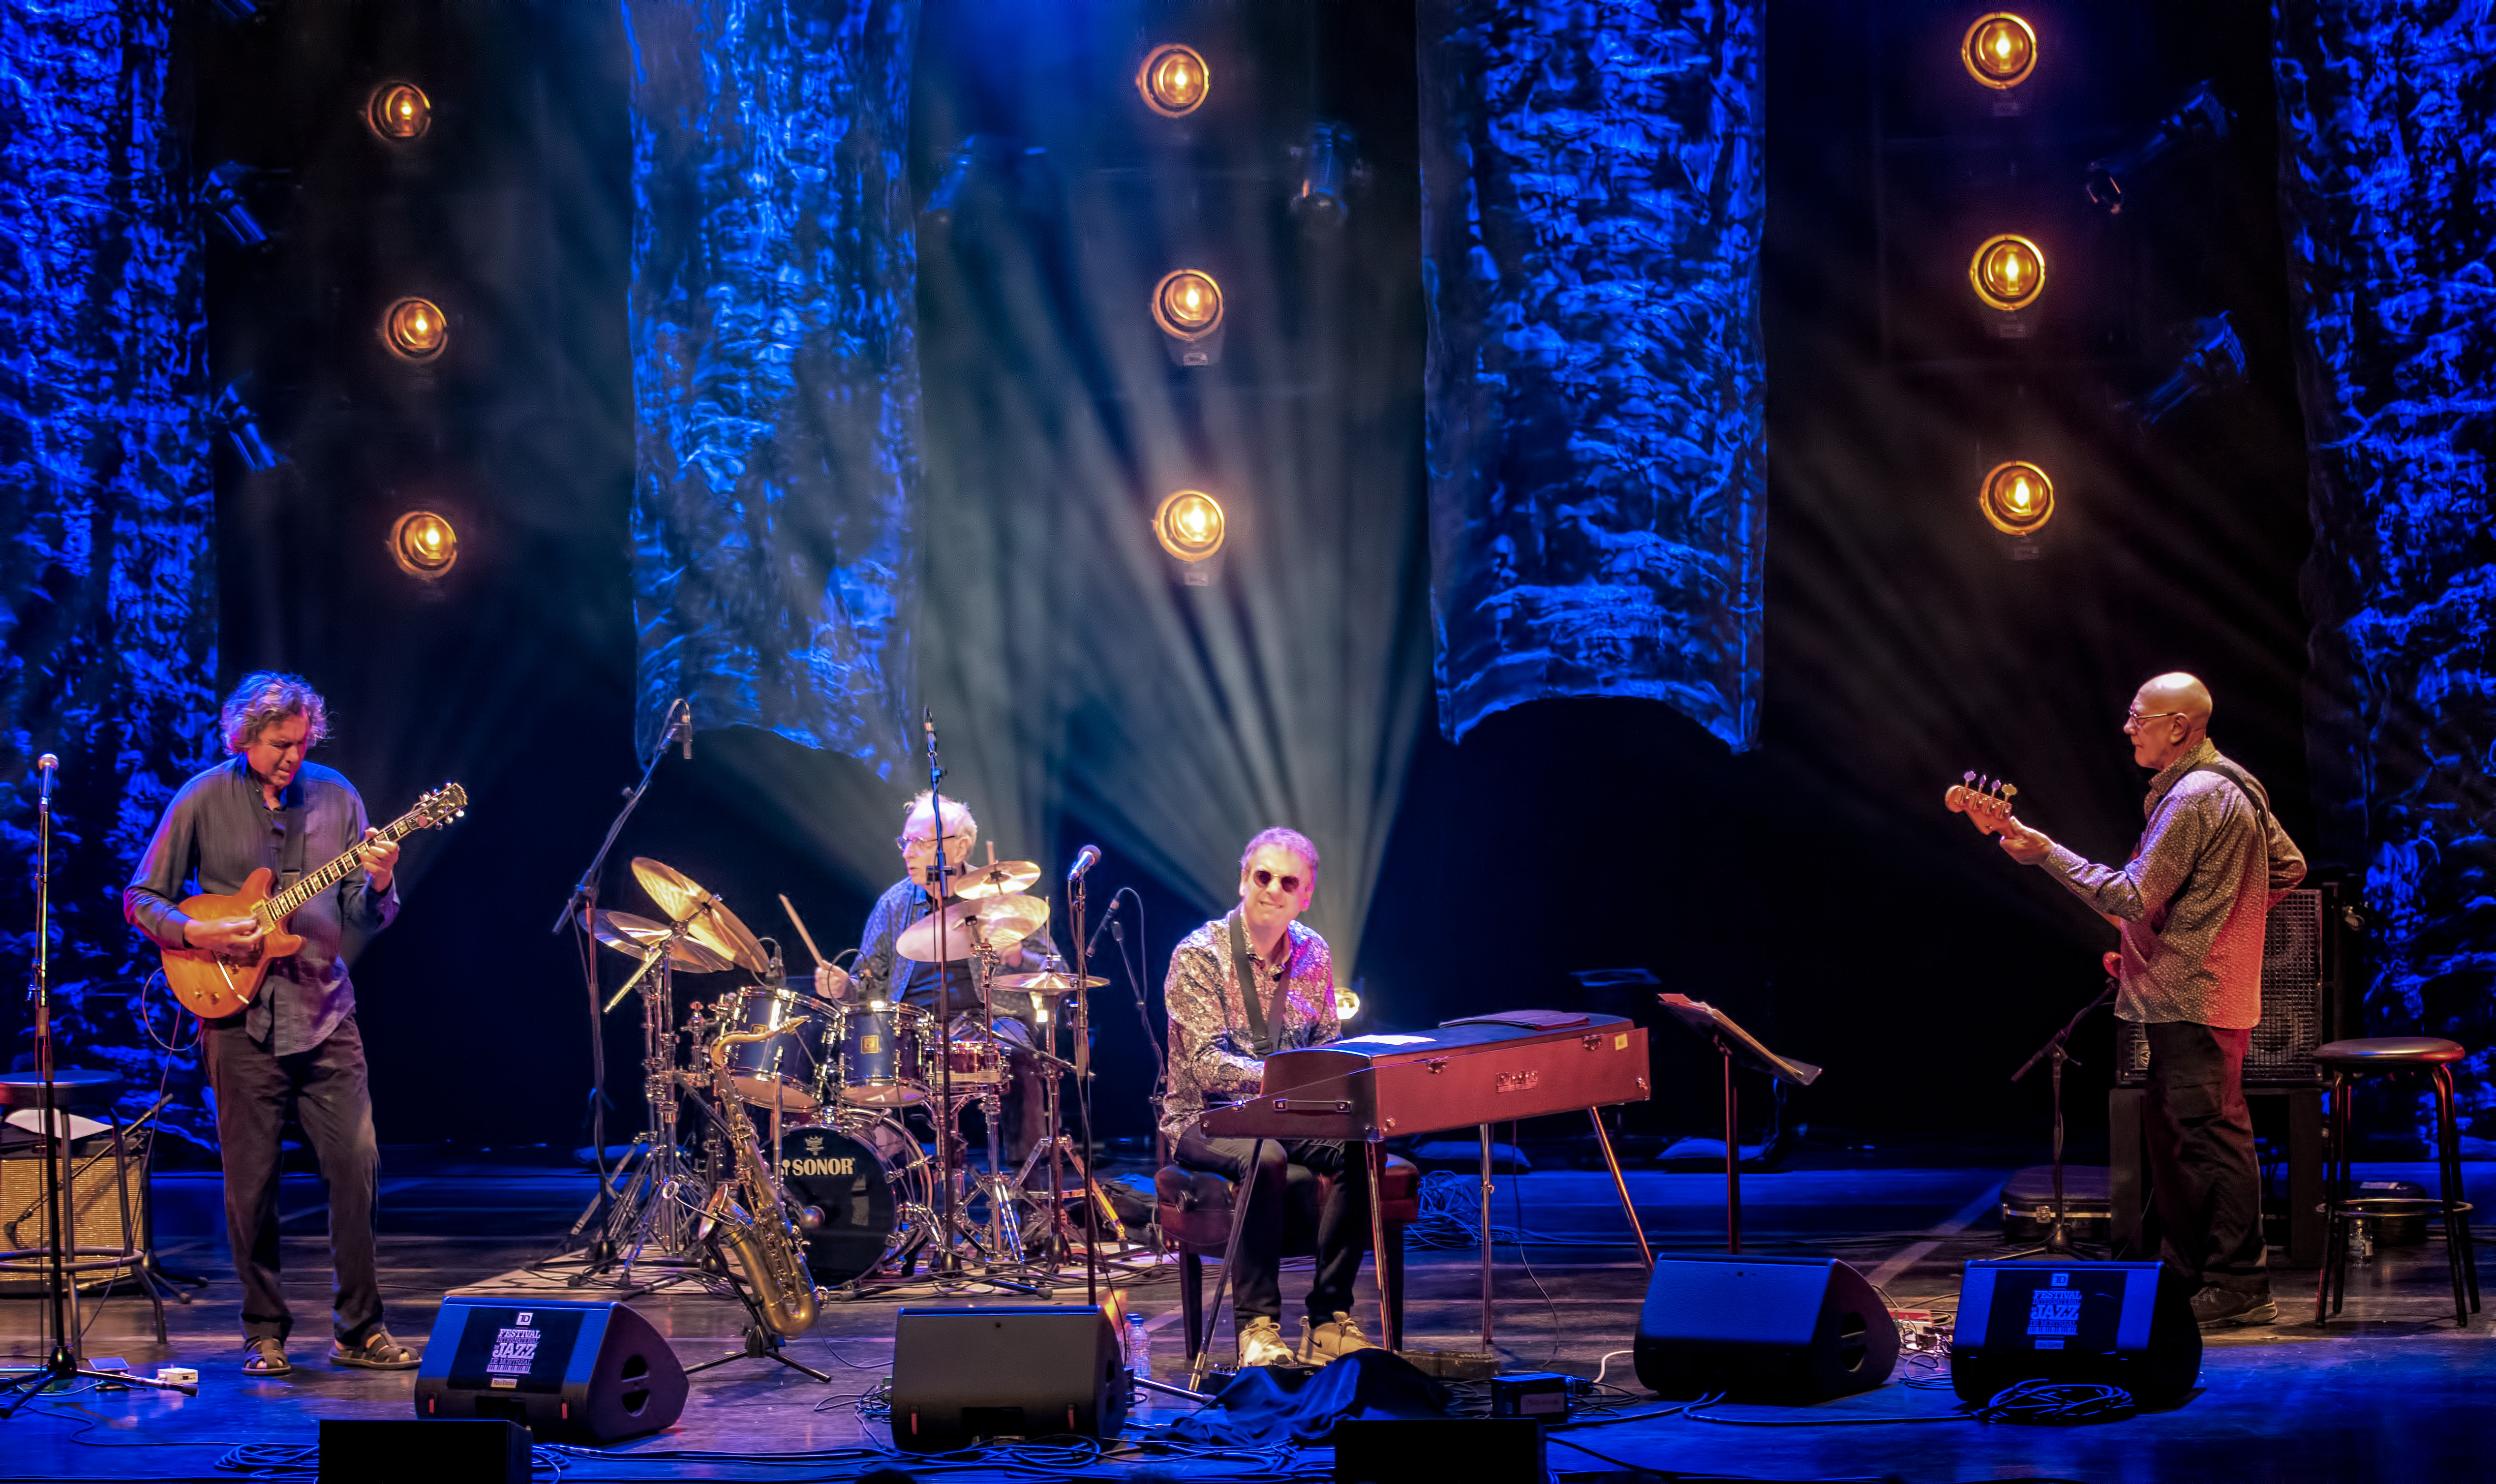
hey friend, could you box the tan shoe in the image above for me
[1297,1310,1378,1364]
[1236,1315,1294,1369]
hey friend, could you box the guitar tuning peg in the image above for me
[1962,770,1977,785]
[2002,783,2018,798]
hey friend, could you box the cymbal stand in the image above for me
[1006,1026,1125,1270]
[552,934,709,1290]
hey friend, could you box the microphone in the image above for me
[1066,844,1101,883]
[674,701,693,760]
[1085,892,1122,958]
[36,753,57,804]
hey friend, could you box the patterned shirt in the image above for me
[1161,912,1337,1140]
[851,877,1058,1013]
[2039,740,2306,1029]
[124,756,399,1055]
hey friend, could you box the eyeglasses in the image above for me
[2123,709,2185,731]
[896,833,972,855]
[1250,868,1305,894]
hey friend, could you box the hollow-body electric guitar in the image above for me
[160,783,467,1017]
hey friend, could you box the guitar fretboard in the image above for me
[260,809,435,921]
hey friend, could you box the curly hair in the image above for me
[1240,826,1320,883]
[220,670,330,754]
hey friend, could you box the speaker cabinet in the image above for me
[889,1305,1126,1453]
[318,1418,529,1484]
[1332,1419,1545,1482]
[0,1135,151,1293]
[413,1298,686,1443]
[1633,1255,1899,1401]
[1949,1260,2200,1408]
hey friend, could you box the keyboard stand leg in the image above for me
[1588,1107,1653,1269]
[1365,1141,1397,1352]
[1479,1123,1495,1352]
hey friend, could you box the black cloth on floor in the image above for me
[1163,1349,1454,1446]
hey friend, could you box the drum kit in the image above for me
[556,852,1122,1302]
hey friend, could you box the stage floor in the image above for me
[0,1151,2485,1482]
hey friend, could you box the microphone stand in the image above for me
[1067,861,1100,1306]
[923,713,963,1281]
[550,699,689,1188]
[2004,978,2118,1260]
[0,758,192,1412]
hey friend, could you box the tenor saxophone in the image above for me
[703,1024,821,1339]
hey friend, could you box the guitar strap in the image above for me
[278,793,307,891]
[1228,912,1287,1058]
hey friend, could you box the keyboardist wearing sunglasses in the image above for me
[1163,827,1376,1369]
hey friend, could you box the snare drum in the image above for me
[933,1036,1007,1089]
[835,1001,934,1107]
[717,985,841,1113]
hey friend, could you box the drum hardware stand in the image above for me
[2003,979,2117,1261]
[0,756,193,1414]
[552,697,693,1182]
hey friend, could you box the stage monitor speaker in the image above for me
[1332,1418,1544,1482]
[1949,1260,2200,1409]
[889,1304,1126,1454]
[412,1297,686,1443]
[1632,1254,1899,1401]
[318,1418,528,1484]
[0,1133,151,1294]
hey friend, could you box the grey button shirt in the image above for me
[2039,740,2306,1030]
[124,756,398,1055]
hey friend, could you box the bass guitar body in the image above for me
[161,869,304,1018]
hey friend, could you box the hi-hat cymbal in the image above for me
[631,857,770,974]
[947,858,1041,901]
[584,908,734,974]
[989,969,1108,995]
[894,893,1050,964]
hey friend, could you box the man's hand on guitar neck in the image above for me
[183,914,266,955]
[1996,815,2055,867]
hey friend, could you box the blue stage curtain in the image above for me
[1418,0,1766,750]
[625,0,921,771]
[0,0,218,1140]
[2276,2,2496,1139]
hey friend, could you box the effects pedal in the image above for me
[1487,1371,1572,1421]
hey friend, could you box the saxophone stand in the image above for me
[2002,979,2117,1261]
[0,756,193,1414]
[681,1270,832,1381]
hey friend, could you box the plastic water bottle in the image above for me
[1127,1312,1152,1389]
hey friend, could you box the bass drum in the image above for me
[775,1119,930,1285]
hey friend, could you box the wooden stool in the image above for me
[2313,1037,2480,1327]
[1156,1152,1419,1360]
[0,1070,171,1343]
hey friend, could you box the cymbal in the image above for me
[989,969,1108,995]
[946,858,1041,901]
[631,857,770,974]
[583,908,733,974]
[894,893,1050,964]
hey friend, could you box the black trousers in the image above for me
[202,1015,385,1344]
[2139,1020,2269,1296]
[1176,1125,1370,1324]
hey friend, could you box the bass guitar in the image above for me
[160,782,468,1017]
[1943,771,2021,837]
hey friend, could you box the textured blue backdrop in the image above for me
[626,0,922,772]
[2276,1,2496,1140]
[1417,0,1767,750]
[0,0,218,1140]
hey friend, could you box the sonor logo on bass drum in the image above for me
[785,1157,859,1178]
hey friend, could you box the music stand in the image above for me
[1657,995,1822,1254]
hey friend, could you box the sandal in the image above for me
[331,1328,420,1370]
[243,1337,291,1376]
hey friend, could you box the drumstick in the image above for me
[778,893,829,969]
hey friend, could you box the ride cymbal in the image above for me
[583,908,734,974]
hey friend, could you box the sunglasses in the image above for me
[1250,868,1305,894]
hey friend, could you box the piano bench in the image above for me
[1155,1154,1419,1363]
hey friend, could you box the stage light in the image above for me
[382,297,448,361]
[390,511,459,578]
[1136,44,1210,118]
[2137,313,2248,425]
[1968,235,2045,313]
[1154,489,1225,564]
[1961,14,2038,90]
[2086,80,2231,213]
[1979,461,2054,536]
[1151,268,1225,366]
[202,162,267,247]
[209,383,280,471]
[1292,121,1352,233]
[366,83,432,141]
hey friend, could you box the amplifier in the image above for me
[0,1133,152,1293]
[2117,884,2343,1086]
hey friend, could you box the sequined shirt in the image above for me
[1160,912,1337,1141]
[2039,740,2306,1029]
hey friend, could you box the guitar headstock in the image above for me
[412,781,469,828]
[1943,770,2020,837]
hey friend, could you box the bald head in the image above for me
[2128,672,2212,769]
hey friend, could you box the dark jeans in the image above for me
[2139,1020,2269,1296]
[1176,1125,1370,1323]
[203,1014,384,1344]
